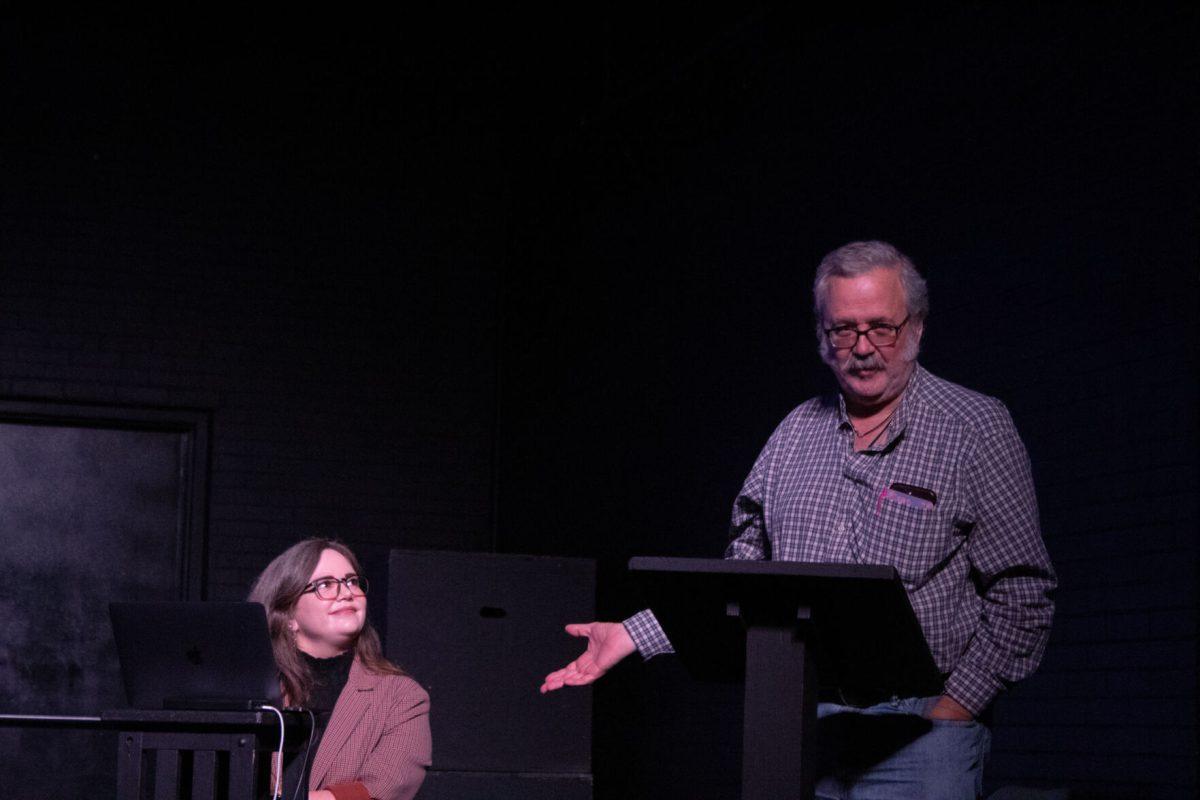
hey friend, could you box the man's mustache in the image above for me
[840,351,885,373]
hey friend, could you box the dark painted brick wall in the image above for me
[1,151,499,600]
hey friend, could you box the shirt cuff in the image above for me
[622,609,675,659]
[325,781,371,800]
[943,664,1005,717]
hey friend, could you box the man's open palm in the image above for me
[540,621,635,693]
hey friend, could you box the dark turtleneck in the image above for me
[282,649,354,798]
[302,649,355,715]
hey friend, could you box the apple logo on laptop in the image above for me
[185,646,203,666]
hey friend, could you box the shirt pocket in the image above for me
[853,494,955,585]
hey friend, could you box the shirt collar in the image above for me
[836,363,924,452]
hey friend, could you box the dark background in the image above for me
[1,5,1196,798]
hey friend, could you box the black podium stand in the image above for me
[102,708,310,800]
[629,557,942,800]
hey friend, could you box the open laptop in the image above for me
[109,601,283,710]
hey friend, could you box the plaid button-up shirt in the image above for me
[625,365,1056,715]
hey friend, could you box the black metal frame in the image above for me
[0,398,210,599]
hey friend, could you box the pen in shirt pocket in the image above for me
[877,482,937,512]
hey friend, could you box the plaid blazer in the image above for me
[310,659,432,800]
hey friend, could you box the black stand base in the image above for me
[742,618,818,800]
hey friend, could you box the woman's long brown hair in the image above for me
[247,537,404,705]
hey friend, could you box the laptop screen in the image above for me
[109,601,282,710]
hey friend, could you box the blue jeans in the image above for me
[814,697,991,800]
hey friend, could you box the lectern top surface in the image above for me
[629,556,896,582]
[627,554,942,696]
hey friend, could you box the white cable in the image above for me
[258,704,286,800]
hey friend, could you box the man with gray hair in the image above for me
[543,241,1056,799]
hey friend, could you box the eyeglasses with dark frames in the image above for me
[300,575,369,600]
[824,315,911,349]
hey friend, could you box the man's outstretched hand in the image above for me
[540,621,636,693]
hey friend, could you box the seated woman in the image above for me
[249,538,431,800]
